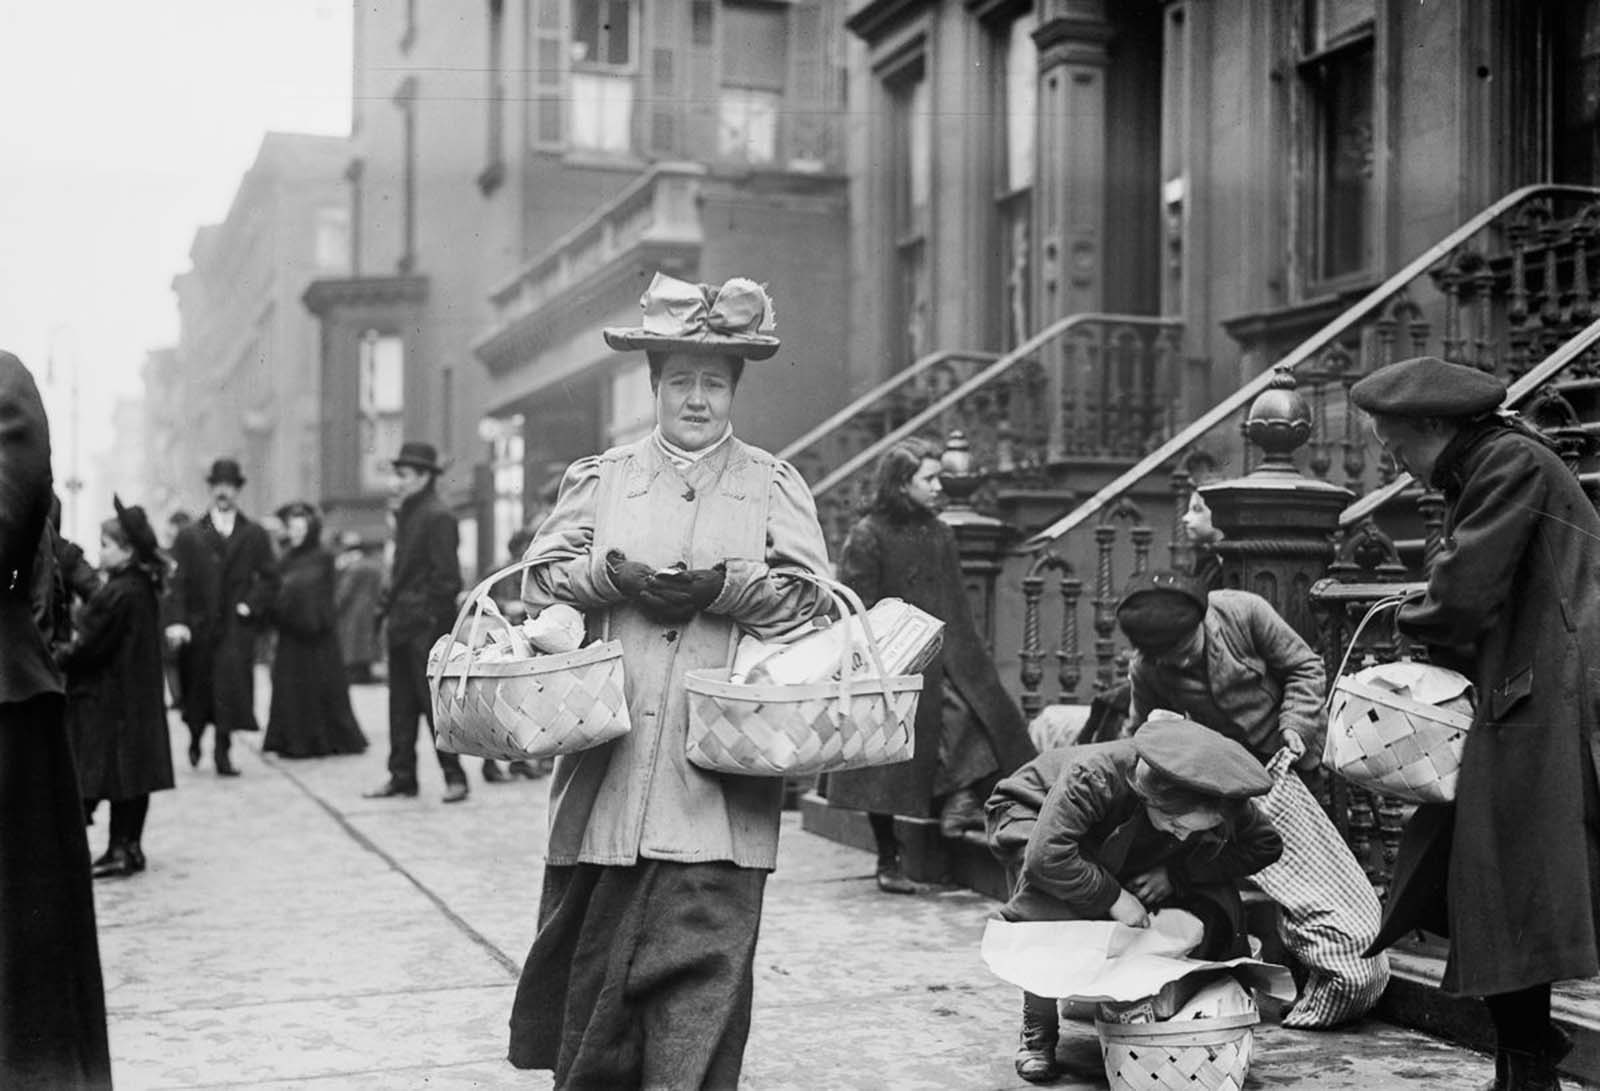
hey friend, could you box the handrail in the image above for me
[809,313,1181,499]
[1021,183,1600,551]
[775,349,999,465]
[1338,312,1600,525]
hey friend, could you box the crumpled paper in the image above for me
[1350,659,1474,710]
[980,909,1296,1003]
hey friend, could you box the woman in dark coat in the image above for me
[334,529,382,684]
[824,438,1035,892]
[1353,356,1600,1091]
[61,498,176,880]
[263,503,367,759]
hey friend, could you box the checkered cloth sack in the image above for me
[1250,749,1390,1028]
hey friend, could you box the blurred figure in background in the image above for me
[262,503,367,760]
[159,511,192,709]
[334,529,382,685]
[61,499,175,880]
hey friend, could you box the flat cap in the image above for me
[1115,570,1208,653]
[1349,356,1506,418]
[1133,719,1272,798]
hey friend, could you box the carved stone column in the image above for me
[1199,367,1353,644]
[938,430,1012,649]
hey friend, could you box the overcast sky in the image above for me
[0,0,351,540]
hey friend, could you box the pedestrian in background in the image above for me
[823,437,1035,893]
[164,458,278,777]
[507,272,832,1086]
[61,498,175,880]
[262,502,367,760]
[363,441,469,804]
[159,510,192,709]
[1354,356,1600,1090]
[0,348,112,1088]
[334,529,382,685]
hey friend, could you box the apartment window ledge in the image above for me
[557,149,651,173]
[477,159,506,196]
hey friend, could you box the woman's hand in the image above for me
[1126,867,1174,907]
[639,565,725,623]
[605,550,656,600]
[1110,889,1151,929]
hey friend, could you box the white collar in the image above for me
[210,507,237,535]
[653,425,733,469]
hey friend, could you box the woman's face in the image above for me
[99,533,132,571]
[287,514,311,547]
[656,354,736,452]
[904,458,944,513]
[1181,491,1216,542]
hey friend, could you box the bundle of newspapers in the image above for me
[729,597,944,686]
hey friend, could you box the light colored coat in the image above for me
[521,434,831,869]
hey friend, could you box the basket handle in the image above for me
[1323,586,1427,712]
[772,568,901,720]
[429,554,568,708]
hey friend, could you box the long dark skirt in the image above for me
[0,694,112,1089]
[263,631,367,758]
[509,859,768,1090]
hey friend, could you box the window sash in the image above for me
[570,71,635,153]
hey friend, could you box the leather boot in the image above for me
[1488,1024,1573,1090]
[216,753,240,778]
[127,841,147,873]
[92,842,135,880]
[875,851,919,894]
[939,787,986,838]
[1015,993,1061,1084]
[1502,1047,1561,1090]
[482,761,507,784]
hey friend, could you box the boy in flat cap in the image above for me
[1353,355,1600,1087]
[986,719,1281,1084]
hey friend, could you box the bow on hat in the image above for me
[603,272,781,359]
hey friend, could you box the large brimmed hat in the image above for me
[389,441,446,474]
[603,272,780,360]
[112,495,161,564]
[205,457,246,487]
[1350,356,1506,418]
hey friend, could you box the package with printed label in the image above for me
[740,598,943,686]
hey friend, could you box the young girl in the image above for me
[985,717,1282,1084]
[62,499,175,879]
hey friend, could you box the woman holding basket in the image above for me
[1353,355,1600,1091]
[506,272,832,1088]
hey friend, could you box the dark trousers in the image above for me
[0,694,112,1089]
[387,634,463,786]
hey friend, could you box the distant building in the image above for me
[138,346,186,518]
[171,131,349,514]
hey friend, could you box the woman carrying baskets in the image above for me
[505,272,832,1088]
[1353,355,1600,1091]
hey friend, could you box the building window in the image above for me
[531,0,566,148]
[570,0,636,153]
[314,207,349,272]
[480,0,507,192]
[1296,0,1376,285]
[887,56,932,369]
[485,415,526,565]
[393,77,419,273]
[358,331,405,494]
[608,359,654,445]
[719,2,786,164]
[994,10,1036,350]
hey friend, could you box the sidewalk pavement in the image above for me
[91,676,1508,1089]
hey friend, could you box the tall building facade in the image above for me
[170,132,349,516]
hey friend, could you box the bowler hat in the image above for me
[1349,356,1506,419]
[205,458,246,487]
[603,272,781,360]
[112,495,161,565]
[1115,570,1208,654]
[1134,718,1272,798]
[389,441,445,474]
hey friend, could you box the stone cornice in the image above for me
[846,0,928,46]
[1034,15,1116,68]
[301,275,429,317]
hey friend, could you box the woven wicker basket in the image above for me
[1097,1013,1257,1091]
[1324,594,1474,805]
[684,570,922,777]
[429,559,631,763]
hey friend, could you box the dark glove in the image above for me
[605,550,656,601]
[638,564,725,624]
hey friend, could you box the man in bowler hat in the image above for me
[165,458,278,776]
[364,441,470,803]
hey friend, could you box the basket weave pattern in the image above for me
[684,670,918,776]
[1097,1017,1255,1091]
[1327,678,1469,804]
[433,643,631,762]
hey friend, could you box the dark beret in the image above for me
[1349,356,1505,418]
[1134,719,1272,799]
[1115,570,1208,653]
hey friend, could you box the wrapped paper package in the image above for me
[980,910,1296,1006]
[738,597,944,686]
[521,603,585,654]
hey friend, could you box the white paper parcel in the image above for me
[980,910,1296,1003]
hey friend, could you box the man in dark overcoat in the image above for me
[333,529,383,684]
[363,441,469,803]
[165,458,278,777]
[823,439,1035,891]
[1354,356,1600,1090]
[0,349,112,1088]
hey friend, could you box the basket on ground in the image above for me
[428,558,631,763]
[1096,1012,1257,1091]
[684,570,922,777]
[1324,594,1474,805]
